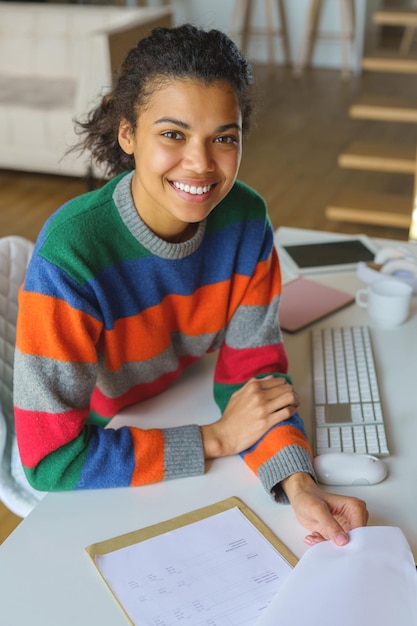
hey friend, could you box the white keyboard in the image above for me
[311,326,389,457]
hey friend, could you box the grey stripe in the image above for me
[163,425,205,479]
[14,330,218,412]
[258,445,315,504]
[14,349,96,413]
[225,296,282,349]
[95,331,218,399]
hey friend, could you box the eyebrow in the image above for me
[154,117,242,133]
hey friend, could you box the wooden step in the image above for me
[362,52,417,74]
[349,95,417,123]
[338,141,416,174]
[325,190,411,229]
[373,8,417,28]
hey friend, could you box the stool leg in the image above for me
[340,0,355,79]
[241,0,253,55]
[230,0,247,51]
[399,27,415,56]
[264,0,275,64]
[261,0,292,65]
[294,0,322,76]
[276,0,291,65]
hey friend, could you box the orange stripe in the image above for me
[240,255,281,307]
[130,429,165,486]
[104,281,246,368]
[16,290,101,361]
[244,426,312,473]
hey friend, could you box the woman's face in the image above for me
[118,78,242,242]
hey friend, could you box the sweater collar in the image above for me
[113,171,206,260]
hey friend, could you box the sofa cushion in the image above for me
[0,76,75,109]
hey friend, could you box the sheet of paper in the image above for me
[95,507,293,626]
[255,526,417,626]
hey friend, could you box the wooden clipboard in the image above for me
[86,496,298,624]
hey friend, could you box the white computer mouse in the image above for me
[313,452,388,486]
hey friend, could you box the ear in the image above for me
[118,119,134,155]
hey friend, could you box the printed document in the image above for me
[95,506,293,625]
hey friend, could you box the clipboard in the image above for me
[86,496,298,625]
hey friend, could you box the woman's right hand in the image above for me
[200,376,299,459]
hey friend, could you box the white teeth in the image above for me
[173,182,212,195]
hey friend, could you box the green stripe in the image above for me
[213,372,292,412]
[39,173,151,285]
[87,410,112,427]
[24,433,90,491]
[205,180,267,234]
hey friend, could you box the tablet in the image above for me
[278,235,377,275]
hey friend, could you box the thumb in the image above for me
[319,512,350,546]
[325,519,349,546]
[330,530,349,546]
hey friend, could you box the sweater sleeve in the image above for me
[13,256,205,492]
[212,222,315,502]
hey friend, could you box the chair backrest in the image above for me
[0,236,45,518]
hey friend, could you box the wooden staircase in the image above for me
[349,95,417,123]
[338,141,416,174]
[325,6,417,233]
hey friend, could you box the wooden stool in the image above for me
[294,0,356,78]
[134,0,170,5]
[410,197,417,241]
[231,0,291,65]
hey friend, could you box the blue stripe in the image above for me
[24,255,102,321]
[76,426,135,488]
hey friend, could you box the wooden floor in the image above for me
[1,66,416,243]
[1,64,416,543]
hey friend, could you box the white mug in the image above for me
[356,278,413,327]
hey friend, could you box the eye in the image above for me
[162,130,184,140]
[214,135,239,145]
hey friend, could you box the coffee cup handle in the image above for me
[355,289,369,308]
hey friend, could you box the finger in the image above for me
[258,376,289,390]
[345,501,369,530]
[304,531,326,546]
[327,496,369,531]
[268,390,300,414]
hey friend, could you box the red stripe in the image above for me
[214,344,288,385]
[15,406,89,467]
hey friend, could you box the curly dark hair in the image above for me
[75,23,254,177]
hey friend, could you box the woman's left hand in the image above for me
[282,472,369,547]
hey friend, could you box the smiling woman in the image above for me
[13,24,368,547]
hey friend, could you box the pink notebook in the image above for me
[279,277,354,333]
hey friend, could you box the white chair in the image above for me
[0,236,46,518]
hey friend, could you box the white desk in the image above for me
[1,227,416,625]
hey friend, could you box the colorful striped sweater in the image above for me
[14,172,313,499]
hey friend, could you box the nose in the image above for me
[182,140,215,174]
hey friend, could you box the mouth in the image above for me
[171,181,216,196]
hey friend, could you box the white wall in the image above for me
[143,0,371,72]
